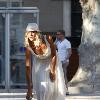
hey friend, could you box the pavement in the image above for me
[0,90,100,100]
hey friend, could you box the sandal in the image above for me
[26,95,33,100]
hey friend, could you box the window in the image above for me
[0,0,23,7]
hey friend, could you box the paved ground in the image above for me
[0,90,100,100]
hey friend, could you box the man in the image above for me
[55,30,72,95]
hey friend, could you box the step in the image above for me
[66,95,100,100]
[66,91,100,100]
[0,93,37,100]
[0,92,100,100]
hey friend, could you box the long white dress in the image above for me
[28,37,66,100]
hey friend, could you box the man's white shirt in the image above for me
[56,39,71,62]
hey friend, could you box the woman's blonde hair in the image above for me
[24,31,30,47]
[24,31,42,47]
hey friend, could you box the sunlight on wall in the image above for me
[83,19,93,33]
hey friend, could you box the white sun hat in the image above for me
[26,23,40,32]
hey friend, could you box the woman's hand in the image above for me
[46,35,53,45]
[49,69,56,82]
[28,38,47,55]
[28,38,35,49]
[26,89,33,100]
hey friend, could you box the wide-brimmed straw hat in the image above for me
[26,23,40,32]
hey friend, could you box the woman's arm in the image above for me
[25,47,32,98]
[46,35,57,82]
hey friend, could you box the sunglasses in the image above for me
[30,31,38,33]
[56,33,61,35]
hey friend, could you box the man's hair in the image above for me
[57,30,65,36]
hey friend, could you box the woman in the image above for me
[25,23,66,100]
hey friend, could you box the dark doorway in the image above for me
[71,0,82,37]
[67,48,79,82]
[67,0,82,81]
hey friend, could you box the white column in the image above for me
[63,0,71,37]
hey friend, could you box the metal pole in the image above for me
[37,11,39,26]
[5,13,10,91]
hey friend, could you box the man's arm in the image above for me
[66,48,72,60]
[65,40,72,60]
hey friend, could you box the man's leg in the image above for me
[62,62,69,93]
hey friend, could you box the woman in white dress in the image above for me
[25,23,66,100]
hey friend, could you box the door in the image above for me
[0,7,39,91]
[0,13,5,89]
